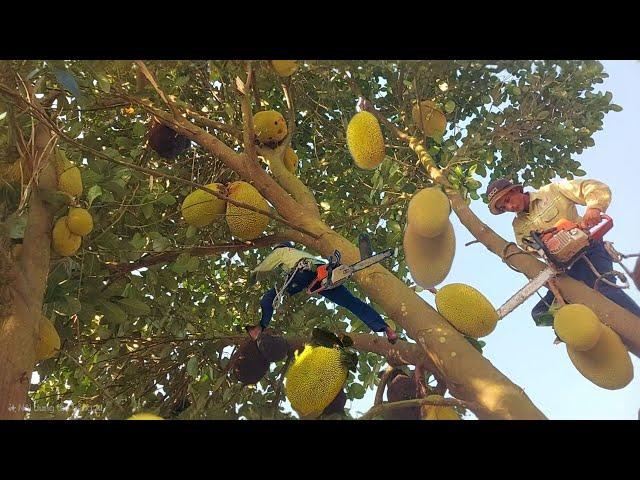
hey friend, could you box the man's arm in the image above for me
[250,248,284,283]
[557,179,612,227]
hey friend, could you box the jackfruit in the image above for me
[285,345,349,419]
[407,187,451,238]
[384,371,420,420]
[1,159,30,184]
[257,332,289,362]
[233,340,269,385]
[567,324,634,390]
[225,181,270,240]
[128,413,164,420]
[181,183,226,228]
[148,123,190,159]
[553,303,602,351]
[403,220,456,289]
[346,111,385,170]
[54,149,83,197]
[253,110,288,146]
[412,100,447,138]
[283,147,298,173]
[435,283,498,338]
[66,208,94,236]
[271,60,299,77]
[421,395,461,420]
[52,216,82,257]
[35,314,60,361]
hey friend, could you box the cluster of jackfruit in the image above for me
[435,283,499,339]
[285,344,350,419]
[403,187,455,288]
[346,111,386,170]
[35,314,61,362]
[233,332,289,385]
[554,304,633,390]
[411,100,447,138]
[271,60,299,77]
[52,207,94,257]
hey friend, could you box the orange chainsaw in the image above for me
[496,214,615,319]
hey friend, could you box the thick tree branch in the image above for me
[359,396,468,420]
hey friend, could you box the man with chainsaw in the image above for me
[244,242,398,343]
[486,177,640,324]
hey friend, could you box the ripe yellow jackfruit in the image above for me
[54,149,83,197]
[52,216,82,257]
[271,60,299,77]
[407,187,451,238]
[567,324,633,390]
[253,110,288,145]
[128,413,164,420]
[346,111,386,170]
[35,314,60,361]
[421,395,461,420]
[403,221,455,289]
[554,303,602,351]
[412,100,447,138]
[285,345,349,419]
[181,183,226,228]
[66,208,94,236]
[283,147,298,173]
[225,181,269,240]
[435,283,498,338]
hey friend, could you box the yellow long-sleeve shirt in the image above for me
[512,179,611,249]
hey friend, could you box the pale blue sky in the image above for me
[347,60,640,420]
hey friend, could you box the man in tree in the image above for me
[245,242,398,343]
[486,177,640,324]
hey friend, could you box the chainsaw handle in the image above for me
[586,213,613,241]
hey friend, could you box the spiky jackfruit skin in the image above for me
[35,314,60,361]
[148,123,190,159]
[435,283,498,339]
[285,345,349,419]
[421,395,461,420]
[271,60,299,77]
[553,304,602,351]
[253,110,288,145]
[567,324,634,390]
[1,159,30,184]
[54,149,83,197]
[411,100,447,138]
[283,147,298,173]
[403,221,456,289]
[225,181,269,240]
[66,208,94,236]
[181,183,226,228]
[52,216,81,257]
[384,372,420,420]
[128,413,164,420]
[233,340,270,385]
[407,187,451,238]
[346,111,386,170]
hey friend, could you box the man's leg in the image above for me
[246,287,277,340]
[320,286,388,332]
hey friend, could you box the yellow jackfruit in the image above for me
[435,283,498,338]
[52,216,82,257]
[421,395,461,420]
[346,111,386,170]
[181,183,226,228]
[225,181,269,240]
[407,187,451,238]
[403,221,455,289]
[253,110,288,145]
[271,60,299,77]
[285,345,349,419]
[35,314,60,361]
[54,149,83,197]
[1,160,28,184]
[283,147,298,173]
[554,303,602,351]
[567,324,634,390]
[412,100,447,138]
[66,207,94,236]
[128,413,164,420]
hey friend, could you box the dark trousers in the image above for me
[532,241,640,324]
[259,269,388,332]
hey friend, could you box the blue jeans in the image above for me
[532,241,640,325]
[259,269,388,332]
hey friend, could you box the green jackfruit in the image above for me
[435,283,498,339]
[407,187,451,238]
[66,208,94,236]
[181,183,226,228]
[554,303,602,351]
[35,314,60,361]
[54,149,83,197]
[403,220,455,289]
[225,181,269,240]
[346,111,385,170]
[253,110,288,145]
[52,216,81,257]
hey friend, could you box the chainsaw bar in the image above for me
[349,249,393,273]
[496,266,556,319]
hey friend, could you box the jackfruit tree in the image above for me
[0,60,633,420]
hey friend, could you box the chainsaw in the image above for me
[496,214,615,319]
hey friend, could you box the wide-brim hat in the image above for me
[486,178,523,215]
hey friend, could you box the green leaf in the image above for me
[98,300,127,324]
[574,168,587,176]
[186,356,199,377]
[87,185,103,207]
[609,104,623,112]
[350,383,366,399]
[141,203,154,219]
[444,100,456,113]
[116,297,151,316]
[157,193,176,206]
[536,111,550,120]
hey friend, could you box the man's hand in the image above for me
[582,207,602,228]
